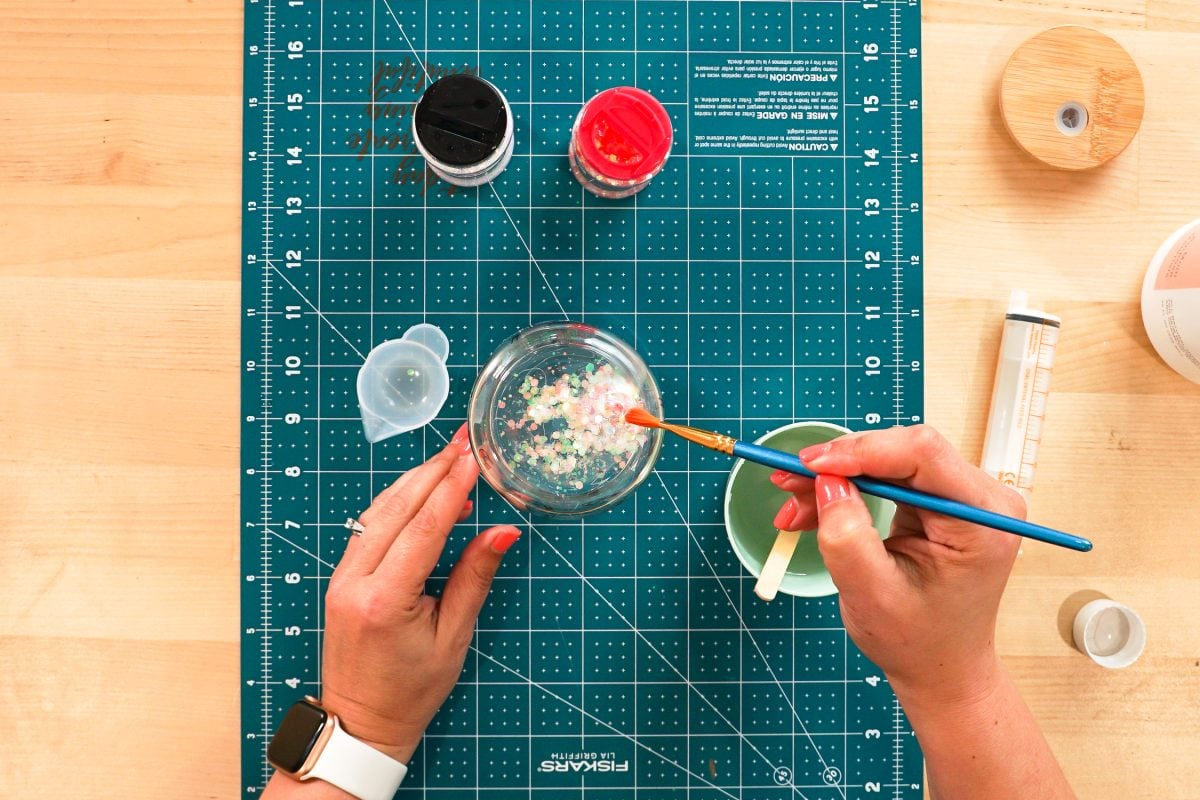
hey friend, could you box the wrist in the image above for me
[267,696,412,800]
[347,729,421,764]
[888,649,1006,718]
[319,695,423,764]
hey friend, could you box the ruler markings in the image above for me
[241,1,924,796]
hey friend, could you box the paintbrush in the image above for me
[625,408,1093,553]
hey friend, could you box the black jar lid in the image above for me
[414,74,509,167]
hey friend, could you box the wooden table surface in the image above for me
[2,1,1197,797]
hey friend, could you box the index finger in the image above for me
[373,447,482,593]
[799,425,1026,519]
[334,425,471,579]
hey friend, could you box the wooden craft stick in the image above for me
[754,529,802,602]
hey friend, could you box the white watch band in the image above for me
[305,716,408,800]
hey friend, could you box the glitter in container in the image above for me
[569,86,673,199]
[468,323,663,517]
[504,363,646,491]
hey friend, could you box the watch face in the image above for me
[268,700,328,773]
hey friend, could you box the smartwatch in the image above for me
[268,696,408,800]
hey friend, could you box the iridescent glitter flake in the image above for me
[500,362,648,492]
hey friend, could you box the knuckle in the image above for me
[816,530,844,561]
[437,633,473,667]
[909,424,947,456]
[447,453,479,484]
[468,560,498,595]
[372,490,416,526]
[357,495,391,527]
[847,432,870,462]
[447,633,472,655]
[831,516,863,540]
[354,591,393,629]
[407,503,446,539]
[324,581,354,617]
[819,509,863,541]
[997,485,1027,519]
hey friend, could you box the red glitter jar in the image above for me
[569,86,673,199]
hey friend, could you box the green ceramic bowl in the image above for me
[723,421,895,598]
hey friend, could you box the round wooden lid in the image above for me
[999,26,1144,170]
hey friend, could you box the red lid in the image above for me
[576,87,673,182]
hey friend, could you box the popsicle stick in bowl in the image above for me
[754,529,803,602]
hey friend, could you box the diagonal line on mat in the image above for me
[470,645,745,800]
[518,515,808,795]
[653,470,843,800]
[380,0,433,84]
[378,9,571,324]
[282,426,807,798]
[371,11,826,791]
[267,528,337,571]
[270,502,741,800]
[268,261,367,362]
[487,183,571,323]
[422,427,809,798]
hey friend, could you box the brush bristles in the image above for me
[624,409,737,456]
[624,407,663,429]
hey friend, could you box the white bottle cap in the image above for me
[1072,599,1146,669]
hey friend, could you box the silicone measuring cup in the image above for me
[357,324,451,443]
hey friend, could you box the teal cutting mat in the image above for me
[240,1,925,797]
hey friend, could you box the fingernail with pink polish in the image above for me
[798,442,831,464]
[769,469,789,486]
[452,424,474,456]
[815,475,853,510]
[772,497,803,531]
[490,528,522,554]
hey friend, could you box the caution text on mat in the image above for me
[691,54,841,153]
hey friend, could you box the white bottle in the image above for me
[1141,219,1200,384]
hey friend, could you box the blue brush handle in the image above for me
[732,441,1093,553]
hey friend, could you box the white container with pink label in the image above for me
[1142,219,1200,383]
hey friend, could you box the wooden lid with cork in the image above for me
[999,26,1144,170]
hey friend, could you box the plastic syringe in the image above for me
[980,291,1061,503]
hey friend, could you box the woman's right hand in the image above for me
[770,425,1025,704]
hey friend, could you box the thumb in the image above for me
[437,525,522,648]
[814,476,895,592]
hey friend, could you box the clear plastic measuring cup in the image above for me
[357,324,451,443]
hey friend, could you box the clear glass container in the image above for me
[468,322,663,517]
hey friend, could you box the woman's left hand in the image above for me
[317,423,522,762]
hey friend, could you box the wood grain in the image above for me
[1000,26,1145,170]
[1,1,1198,799]
[926,0,1149,30]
